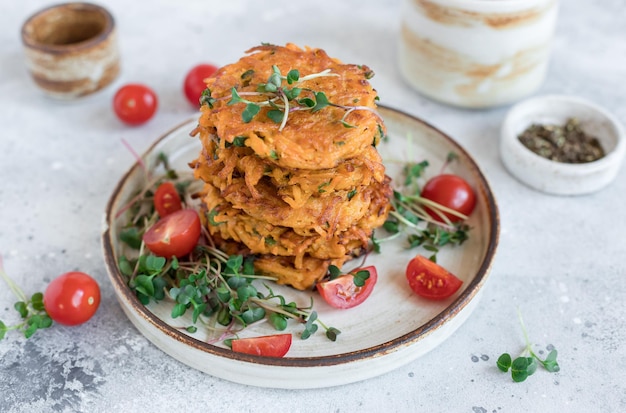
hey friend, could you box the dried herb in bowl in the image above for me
[518,118,605,163]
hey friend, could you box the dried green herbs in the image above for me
[518,118,605,163]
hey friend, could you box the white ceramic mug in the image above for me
[398,0,559,108]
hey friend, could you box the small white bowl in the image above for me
[500,95,626,195]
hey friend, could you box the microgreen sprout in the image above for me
[0,255,53,339]
[205,65,382,132]
[496,309,560,382]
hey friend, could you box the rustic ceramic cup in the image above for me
[21,2,120,99]
[398,0,559,108]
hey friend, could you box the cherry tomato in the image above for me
[43,272,101,326]
[154,182,182,217]
[405,255,463,300]
[113,84,158,125]
[316,266,377,309]
[143,209,201,258]
[420,174,476,223]
[183,64,218,106]
[231,334,292,357]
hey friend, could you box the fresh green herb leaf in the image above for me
[286,69,300,84]
[242,103,260,123]
[120,227,142,249]
[312,92,330,113]
[497,309,560,382]
[267,109,284,124]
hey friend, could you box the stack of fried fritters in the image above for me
[191,44,391,290]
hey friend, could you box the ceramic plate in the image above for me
[101,105,499,389]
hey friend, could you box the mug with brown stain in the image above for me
[398,0,559,108]
[21,2,120,99]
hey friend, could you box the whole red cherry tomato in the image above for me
[113,84,158,125]
[316,266,377,309]
[420,174,476,223]
[143,209,201,258]
[154,182,182,217]
[184,64,218,106]
[43,272,101,326]
[405,255,462,300]
[231,334,292,357]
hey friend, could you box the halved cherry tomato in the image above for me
[113,84,158,125]
[231,334,292,357]
[143,209,201,258]
[183,64,218,106]
[405,255,462,300]
[316,266,377,309]
[154,182,182,217]
[43,272,101,326]
[420,174,476,223]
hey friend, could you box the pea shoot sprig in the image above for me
[372,153,470,261]
[200,65,381,131]
[0,255,52,340]
[116,152,340,343]
[496,309,560,382]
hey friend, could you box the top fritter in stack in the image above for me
[191,44,392,290]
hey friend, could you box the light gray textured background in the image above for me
[1,1,625,412]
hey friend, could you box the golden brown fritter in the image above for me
[197,43,385,170]
[193,133,386,209]
[191,43,391,290]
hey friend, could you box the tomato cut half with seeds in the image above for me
[44,272,101,326]
[143,209,201,258]
[316,266,377,309]
[405,255,463,300]
[231,334,292,357]
[154,182,182,217]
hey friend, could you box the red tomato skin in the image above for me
[316,266,378,309]
[43,272,101,326]
[143,209,201,258]
[405,255,463,300]
[420,174,476,223]
[231,334,292,357]
[184,64,218,106]
[113,84,158,125]
[154,182,182,217]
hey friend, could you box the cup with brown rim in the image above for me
[21,2,120,99]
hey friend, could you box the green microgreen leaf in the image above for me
[347,189,357,200]
[227,87,244,106]
[120,227,142,249]
[232,136,247,147]
[326,327,341,342]
[269,313,288,331]
[14,302,28,319]
[200,88,216,108]
[207,208,223,226]
[497,353,512,372]
[242,103,261,123]
[298,97,315,108]
[352,270,370,287]
[286,69,300,84]
[267,110,284,124]
[328,265,341,280]
[311,92,330,113]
